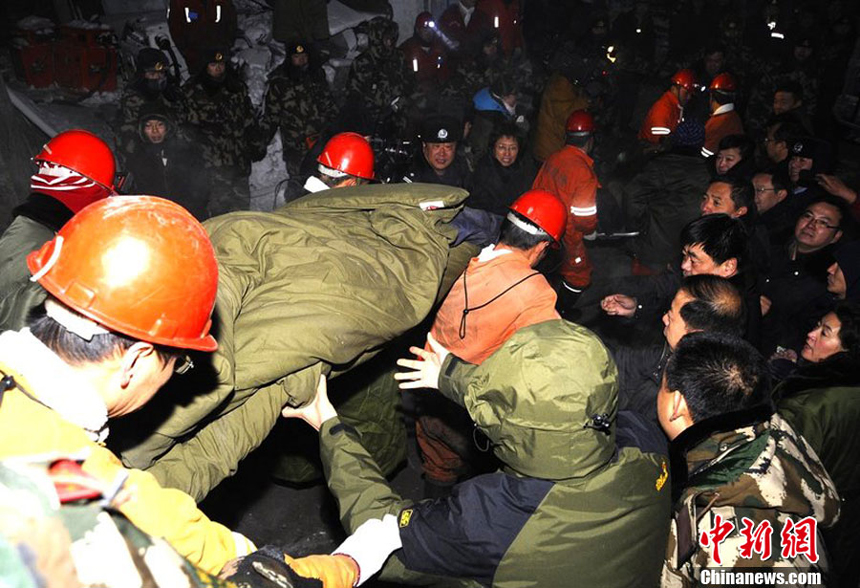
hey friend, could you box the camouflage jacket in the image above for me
[182,72,258,174]
[258,67,337,170]
[662,407,840,587]
[442,56,506,104]
[346,19,412,120]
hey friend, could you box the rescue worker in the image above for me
[439,0,492,60]
[476,0,525,58]
[279,318,672,588]
[639,69,695,146]
[167,0,237,73]
[414,190,566,496]
[702,72,744,158]
[257,42,337,178]
[0,130,116,332]
[346,17,411,129]
[404,115,471,187]
[182,47,259,214]
[532,109,599,313]
[302,132,375,195]
[116,47,186,157]
[399,12,448,94]
[0,197,262,576]
[660,332,839,584]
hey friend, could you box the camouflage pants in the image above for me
[209,166,251,216]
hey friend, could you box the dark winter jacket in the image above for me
[405,154,471,188]
[613,342,670,427]
[321,320,672,588]
[466,152,536,217]
[0,193,72,331]
[126,114,212,220]
[761,244,836,355]
[777,353,860,588]
[624,151,711,272]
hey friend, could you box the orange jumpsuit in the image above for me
[417,246,559,484]
[702,105,744,157]
[638,90,682,144]
[531,145,599,288]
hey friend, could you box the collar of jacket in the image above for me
[669,403,774,501]
[561,144,594,167]
[12,192,75,232]
[712,103,735,116]
[0,329,109,443]
[776,352,860,400]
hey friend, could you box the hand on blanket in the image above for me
[282,375,338,431]
[394,332,450,390]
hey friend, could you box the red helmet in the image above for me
[709,73,737,93]
[508,190,568,242]
[27,196,219,352]
[415,11,435,30]
[671,69,696,91]
[317,132,375,180]
[565,110,595,134]
[34,129,116,192]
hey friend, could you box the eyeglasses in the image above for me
[754,186,776,193]
[174,355,194,375]
[799,210,839,231]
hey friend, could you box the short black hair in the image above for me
[768,118,804,145]
[711,89,735,105]
[28,304,184,367]
[666,331,771,423]
[712,177,754,214]
[717,134,755,162]
[774,80,803,103]
[805,195,851,231]
[499,212,554,250]
[565,132,590,148]
[757,168,790,193]
[833,300,860,356]
[678,275,746,337]
[488,121,523,152]
[680,214,748,267]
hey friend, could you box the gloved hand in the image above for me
[284,554,360,588]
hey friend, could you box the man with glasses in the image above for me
[0,197,265,576]
[752,168,797,247]
[760,196,848,355]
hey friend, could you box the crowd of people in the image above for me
[1,0,859,586]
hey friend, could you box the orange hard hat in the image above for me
[508,190,568,242]
[709,72,737,93]
[671,69,696,91]
[317,132,375,180]
[34,129,116,192]
[565,110,595,134]
[27,196,219,352]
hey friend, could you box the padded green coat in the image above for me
[321,320,672,587]
[112,184,478,500]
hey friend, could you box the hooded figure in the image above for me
[116,47,186,156]
[308,320,672,587]
[124,103,212,220]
